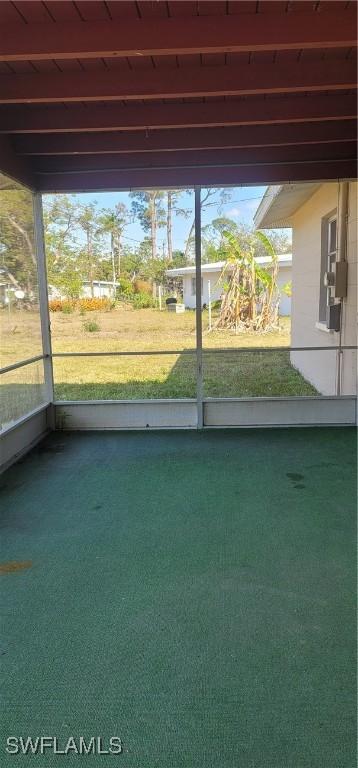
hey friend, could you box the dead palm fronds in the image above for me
[215,230,280,333]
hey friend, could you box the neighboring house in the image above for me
[166,256,292,314]
[48,280,119,300]
[80,280,119,299]
[254,182,357,396]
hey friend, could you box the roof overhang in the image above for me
[0,2,356,193]
[166,255,292,277]
[253,182,322,229]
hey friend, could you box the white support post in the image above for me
[159,284,162,311]
[33,192,55,427]
[336,181,349,397]
[195,187,203,429]
[208,279,212,331]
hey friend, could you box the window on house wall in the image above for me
[191,277,203,296]
[319,212,337,324]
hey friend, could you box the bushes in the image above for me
[48,291,158,313]
[83,320,100,333]
[118,276,134,298]
[61,302,74,314]
[133,279,152,295]
[48,299,64,312]
[49,297,114,313]
[132,292,157,309]
[78,297,115,312]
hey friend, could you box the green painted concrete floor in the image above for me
[0,428,356,767]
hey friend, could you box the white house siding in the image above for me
[276,265,291,316]
[290,182,357,396]
[183,271,222,309]
[182,266,292,314]
[81,282,117,298]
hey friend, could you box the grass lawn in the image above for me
[1,305,318,405]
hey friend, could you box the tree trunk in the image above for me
[183,189,214,261]
[111,232,116,287]
[167,191,173,262]
[150,192,157,261]
[8,217,36,266]
[87,231,94,297]
[184,219,195,261]
[117,234,121,277]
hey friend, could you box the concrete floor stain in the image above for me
[0,560,32,574]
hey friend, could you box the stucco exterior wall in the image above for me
[276,266,291,316]
[81,283,116,299]
[290,182,357,396]
[183,271,222,309]
[183,267,292,314]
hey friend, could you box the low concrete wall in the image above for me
[0,404,52,472]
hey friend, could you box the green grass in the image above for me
[1,306,318,406]
[49,307,316,400]
[53,349,317,400]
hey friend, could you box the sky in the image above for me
[48,185,276,253]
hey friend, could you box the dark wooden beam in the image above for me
[0,10,355,61]
[0,135,35,189]
[1,94,355,135]
[0,60,355,104]
[35,159,357,193]
[33,143,356,173]
[14,121,356,156]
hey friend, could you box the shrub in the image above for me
[132,292,157,309]
[61,302,74,314]
[48,297,114,313]
[77,297,114,312]
[118,276,134,297]
[48,299,63,312]
[133,279,152,296]
[83,320,100,332]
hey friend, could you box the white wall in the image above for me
[276,265,291,316]
[183,267,292,315]
[183,271,222,309]
[290,182,357,396]
[81,283,116,299]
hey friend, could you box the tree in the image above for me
[77,203,103,296]
[43,195,80,296]
[130,191,166,261]
[183,188,232,261]
[201,217,239,263]
[166,190,187,262]
[0,187,37,296]
[98,202,131,284]
[216,230,280,332]
[170,249,187,268]
[167,191,173,263]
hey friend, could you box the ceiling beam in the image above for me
[0,135,35,189]
[14,121,356,156]
[0,60,355,104]
[1,94,356,135]
[0,10,355,62]
[35,159,357,193]
[33,143,356,174]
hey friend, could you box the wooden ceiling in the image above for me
[0,0,356,192]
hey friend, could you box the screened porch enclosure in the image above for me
[0,3,357,766]
[1,175,357,462]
